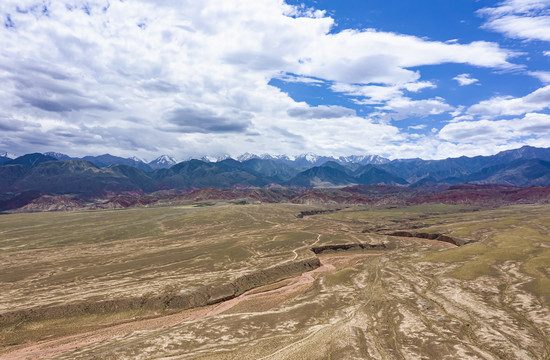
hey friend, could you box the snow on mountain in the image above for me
[148,155,178,169]
[237,153,259,161]
[274,154,296,161]
[227,153,389,167]
[338,155,390,165]
[43,152,73,161]
[292,153,335,167]
[199,156,219,163]
[257,154,296,161]
[260,153,391,167]
[236,153,301,162]
[304,153,319,163]
[157,155,178,164]
[257,154,274,160]
[130,156,147,163]
[199,155,234,162]
[216,154,233,161]
[0,151,16,159]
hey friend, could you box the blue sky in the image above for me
[0,0,549,160]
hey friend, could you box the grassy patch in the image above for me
[324,268,358,287]
[419,205,550,302]
[0,308,156,347]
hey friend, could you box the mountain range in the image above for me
[27,152,390,171]
[1,146,550,204]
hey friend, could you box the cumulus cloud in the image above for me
[331,81,435,103]
[295,30,517,85]
[403,81,437,92]
[0,0,522,158]
[0,117,25,132]
[453,73,480,86]
[270,126,304,140]
[287,105,356,119]
[273,73,324,85]
[377,97,454,121]
[332,83,404,104]
[140,79,181,93]
[528,70,550,83]
[478,0,550,41]
[163,107,253,133]
[331,81,446,120]
[468,85,550,117]
[439,113,550,145]
[450,115,475,122]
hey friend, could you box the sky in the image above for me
[0,0,549,161]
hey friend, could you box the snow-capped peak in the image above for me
[275,154,295,161]
[200,156,218,163]
[0,151,16,159]
[130,156,147,163]
[286,153,318,163]
[304,153,319,163]
[237,153,259,161]
[43,152,73,160]
[150,155,177,165]
[148,155,178,169]
[216,154,233,161]
[337,155,390,165]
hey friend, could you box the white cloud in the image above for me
[528,70,550,83]
[332,81,436,101]
[439,112,550,144]
[479,0,550,41]
[450,106,466,118]
[403,81,437,92]
[331,83,404,103]
[468,85,550,117]
[292,30,517,86]
[331,81,451,121]
[408,124,427,130]
[484,15,550,41]
[480,0,550,16]
[273,73,323,84]
[544,50,550,56]
[378,97,454,120]
[453,73,480,86]
[0,0,521,159]
[450,115,475,122]
[287,105,355,119]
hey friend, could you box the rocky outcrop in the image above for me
[311,243,386,254]
[384,231,471,246]
[296,209,340,218]
[203,256,320,304]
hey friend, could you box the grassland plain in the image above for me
[0,203,549,359]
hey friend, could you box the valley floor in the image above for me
[0,203,549,359]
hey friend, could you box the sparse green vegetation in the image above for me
[324,267,357,287]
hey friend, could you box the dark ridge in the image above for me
[384,231,472,246]
[296,208,340,218]
[311,243,386,254]
[6,153,57,167]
